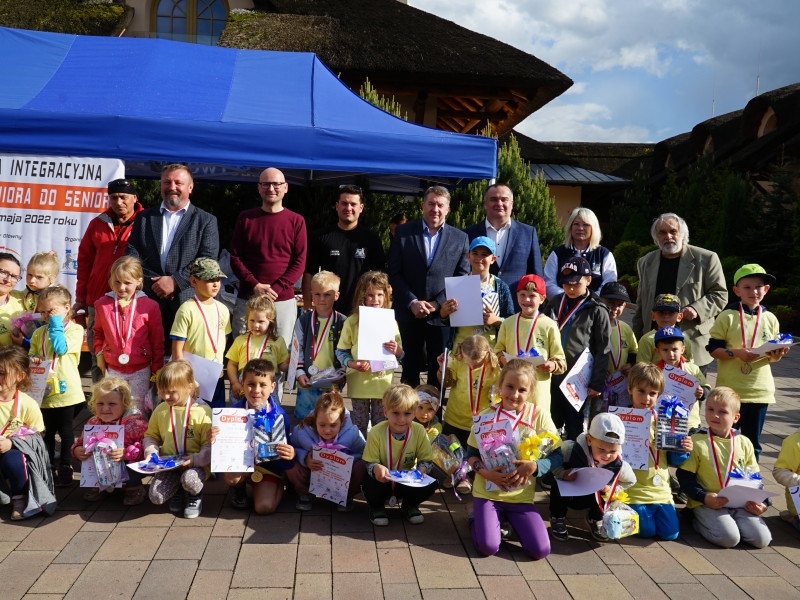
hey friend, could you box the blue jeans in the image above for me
[629,503,680,540]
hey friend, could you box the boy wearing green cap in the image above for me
[707,264,790,459]
[171,257,232,407]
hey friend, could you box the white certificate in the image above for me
[502,351,545,367]
[662,364,698,412]
[556,467,614,496]
[27,360,52,405]
[211,408,254,473]
[182,352,224,403]
[309,447,354,506]
[286,335,300,390]
[357,306,397,362]
[608,407,652,471]
[717,483,779,508]
[605,371,630,408]
[559,348,594,412]
[79,424,126,488]
[789,485,800,516]
[748,340,795,356]
[444,275,483,327]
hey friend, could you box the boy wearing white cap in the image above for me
[549,412,636,541]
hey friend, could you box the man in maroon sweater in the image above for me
[229,167,307,349]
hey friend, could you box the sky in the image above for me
[407,0,798,143]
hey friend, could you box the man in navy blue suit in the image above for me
[388,186,469,388]
[464,183,543,308]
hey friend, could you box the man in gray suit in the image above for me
[632,212,727,372]
[388,186,469,388]
[126,164,220,347]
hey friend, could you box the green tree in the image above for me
[449,134,562,257]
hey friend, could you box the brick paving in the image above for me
[1,327,798,598]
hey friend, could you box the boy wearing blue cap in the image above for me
[654,326,709,431]
[707,264,790,459]
[440,236,514,347]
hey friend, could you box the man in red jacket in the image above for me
[73,178,143,382]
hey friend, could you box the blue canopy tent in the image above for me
[0,27,496,192]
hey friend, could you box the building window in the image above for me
[152,0,228,45]
[757,107,778,138]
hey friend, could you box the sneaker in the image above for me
[370,508,389,527]
[55,464,74,487]
[10,495,25,521]
[673,490,689,505]
[295,493,314,512]
[123,485,146,506]
[230,485,249,510]
[184,494,203,519]
[169,491,184,513]
[83,487,104,502]
[401,504,424,525]
[337,499,355,513]
[586,516,609,542]
[550,517,569,541]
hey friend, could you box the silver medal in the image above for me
[118,353,130,365]
[388,495,397,507]
[307,365,319,376]
[652,474,663,486]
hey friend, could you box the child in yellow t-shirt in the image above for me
[773,432,800,532]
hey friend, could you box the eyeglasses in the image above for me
[0,268,21,283]
[339,184,363,194]
[258,181,286,189]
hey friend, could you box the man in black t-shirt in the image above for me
[302,185,385,314]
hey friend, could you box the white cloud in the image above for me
[516,101,651,143]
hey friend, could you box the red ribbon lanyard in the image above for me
[467,361,488,416]
[114,295,137,354]
[739,303,761,349]
[41,327,61,374]
[515,312,540,354]
[193,297,221,356]
[595,469,622,514]
[648,409,659,470]
[170,400,193,456]
[556,296,587,331]
[493,403,531,431]
[708,429,736,489]
[245,333,270,364]
[386,426,411,470]
[608,322,623,371]
[310,311,333,362]
[0,391,20,436]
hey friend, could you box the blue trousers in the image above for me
[629,503,680,540]
[0,448,28,496]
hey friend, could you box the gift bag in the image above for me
[251,407,286,462]
[602,500,639,540]
[430,434,470,487]
[656,395,689,450]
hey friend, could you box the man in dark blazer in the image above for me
[388,186,469,388]
[464,183,542,308]
[126,164,219,346]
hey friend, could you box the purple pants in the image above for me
[470,497,551,560]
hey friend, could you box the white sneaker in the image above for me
[184,494,203,519]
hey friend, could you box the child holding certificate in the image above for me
[72,377,147,505]
[677,387,772,548]
[288,391,366,512]
[218,359,294,514]
[143,361,212,519]
[336,271,403,437]
[624,363,691,540]
[773,431,800,531]
[92,257,164,415]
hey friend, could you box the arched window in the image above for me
[757,107,778,138]
[152,0,228,45]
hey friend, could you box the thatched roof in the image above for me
[544,141,654,179]
[219,0,572,135]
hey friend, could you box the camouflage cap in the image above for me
[189,257,227,280]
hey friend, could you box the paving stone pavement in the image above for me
[1,327,798,598]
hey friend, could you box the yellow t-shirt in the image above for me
[637,329,694,364]
[468,402,558,504]
[709,307,780,404]
[607,321,638,374]
[29,320,85,408]
[226,333,289,372]
[421,420,443,443]
[363,421,433,469]
[171,298,231,363]
[681,430,758,509]
[338,315,401,399]
[0,293,25,347]
[494,312,564,413]
[625,420,674,505]
[144,400,212,457]
[774,432,800,516]
[443,359,500,432]
[0,391,45,434]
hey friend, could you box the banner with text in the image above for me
[0,154,125,299]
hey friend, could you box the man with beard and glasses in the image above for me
[632,213,727,374]
[126,164,219,348]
